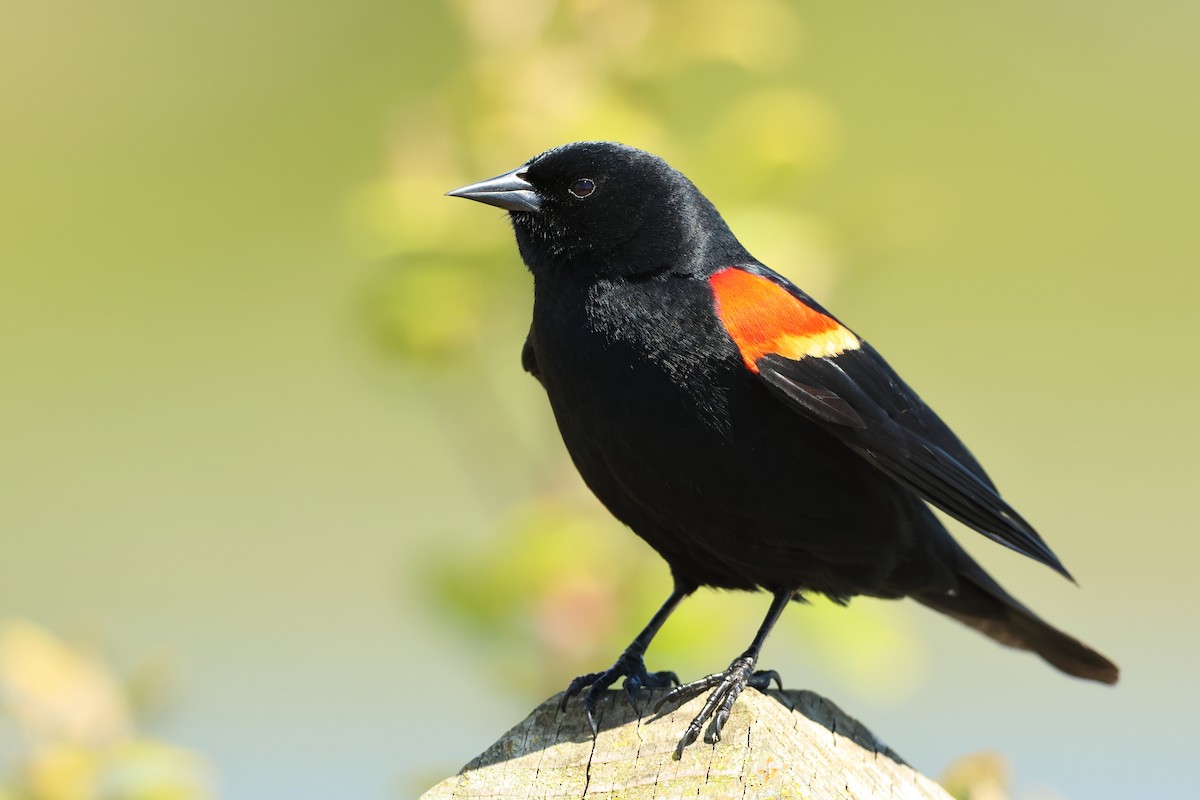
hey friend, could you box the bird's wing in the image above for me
[708,265,1070,579]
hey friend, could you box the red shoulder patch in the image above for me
[709,268,860,372]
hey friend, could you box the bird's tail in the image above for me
[916,548,1119,685]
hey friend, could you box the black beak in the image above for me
[446,166,541,213]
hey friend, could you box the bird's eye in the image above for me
[569,178,596,199]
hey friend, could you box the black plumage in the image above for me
[448,141,1117,752]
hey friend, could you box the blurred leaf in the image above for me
[422,496,664,692]
[363,260,489,365]
[24,743,96,800]
[782,595,925,702]
[0,621,213,800]
[0,621,131,747]
[643,0,803,73]
[703,88,840,192]
[940,751,1011,800]
[95,741,212,800]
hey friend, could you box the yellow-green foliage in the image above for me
[0,621,213,800]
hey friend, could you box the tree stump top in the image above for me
[420,688,952,799]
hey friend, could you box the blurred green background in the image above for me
[2,1,1196,798]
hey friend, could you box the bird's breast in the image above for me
[531,275,739,438]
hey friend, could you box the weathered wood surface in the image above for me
[421,688,953,799]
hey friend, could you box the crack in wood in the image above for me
[422,689,953,799]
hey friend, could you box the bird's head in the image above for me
[448,141,749,280]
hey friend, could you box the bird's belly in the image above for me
[541,350,916,596]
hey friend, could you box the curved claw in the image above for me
[657,670,681,688]
[675,719,703,758]
[658,654,782,756]
[585,704,600,737]
[559,652,679,735]
[580,680,615,734]
[559,671,604,712]
[624,669,679,708]
[748,669,783,692]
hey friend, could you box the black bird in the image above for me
[447,141,1118,752]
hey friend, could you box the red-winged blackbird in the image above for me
[448,141,1117,752]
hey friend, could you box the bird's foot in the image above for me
[653,651,781,756]
[559,649,679,735]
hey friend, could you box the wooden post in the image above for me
[421,688,953,799]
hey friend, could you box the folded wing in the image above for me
[709,265,1071,580]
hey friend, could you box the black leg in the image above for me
[654,590,793,755]
[560,586,691,734]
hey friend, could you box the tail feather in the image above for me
[917,550,1119,685]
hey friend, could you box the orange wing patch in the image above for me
[710,268,860,372]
